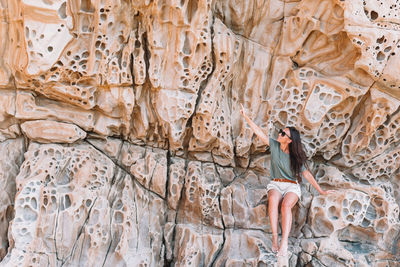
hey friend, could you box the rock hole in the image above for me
[349,200,362,213]
[25,27,29,38]
[65,195,71,209]
[370,10,378,20]
[376,51,385,61]
[114,211,123,223]
[30,198,37,209]
[58,2,67,19]
[183,33,191,55]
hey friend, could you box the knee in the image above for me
[268,198,280,209]
[281,203,293,212]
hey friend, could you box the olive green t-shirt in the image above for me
[269,137,305,182]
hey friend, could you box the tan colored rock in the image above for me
[105,171,167,266]
[310,164,400,262]
[190,18,273,166]
[393,169,400,210]
[0,90,19,142]
[15,90,94,130]
[0,125,21,143]
[0,90,16,126]
[213,0,284,48]
[279,0,345,57]
[378,50,400,99]
[119,142,168,198]
[343,0,400,84]
[21,120,86,143]
[95,86,134,135]
[164,210,177,262]
[188,18,241,166]
[0,15,11,88]
[1,142,167,267]
[0,138,25,260]
[86,137,122,162]
[267,65,368,160]
[220,175,268,231]
[2,143,115,266]
[12,0,134,89]
[316,236,357,267]
[0,0,400,266]
[16,88,132,138]
[173,225,223,267]
[177,161,223,229]
[301,240,318,255]
[167,157,186,210]
[340,86,400,166]
[351,145,400,185]
[311,188,399,241]
[212,229,280,266]
[216,165,236,185]
[130,0,214,151]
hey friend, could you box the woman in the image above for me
[240,104,334,257]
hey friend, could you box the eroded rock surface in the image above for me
[0,138,25,260]
[0,0,400,266]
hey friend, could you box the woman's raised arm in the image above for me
[240,104,269,146]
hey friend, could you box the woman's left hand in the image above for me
[320,190,336,195]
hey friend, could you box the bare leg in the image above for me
[268,189,282,252]
[277,192,298,257]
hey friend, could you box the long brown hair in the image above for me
[288,127,308,182]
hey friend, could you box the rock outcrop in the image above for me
[0,0,399,266]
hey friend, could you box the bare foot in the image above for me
[272,234,279,253]
[277,243,288,257]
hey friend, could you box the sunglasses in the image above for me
[279,129,291,139]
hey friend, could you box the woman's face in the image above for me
[277,128,292,144]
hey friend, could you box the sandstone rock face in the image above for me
[0,0,399,266]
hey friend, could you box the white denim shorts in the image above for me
[267,180,301,199]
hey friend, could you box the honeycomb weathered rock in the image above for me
[0,0,399,266]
